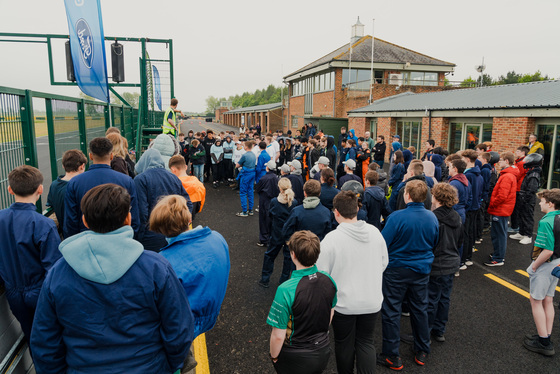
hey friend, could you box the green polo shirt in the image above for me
[534,210,560,251]
[267,265,337,351]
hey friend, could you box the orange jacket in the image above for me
[179,175,206,211]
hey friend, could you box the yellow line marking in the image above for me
[194,333,210,374]
[484,273,530,299]
[515,269,560,293]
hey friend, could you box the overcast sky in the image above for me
[1,0,559,113]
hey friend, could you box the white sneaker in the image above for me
[459,264,467,270]
[465,260,474,266]
[509,233,524,240]
[519,236,532,245]
[475,239,482,244]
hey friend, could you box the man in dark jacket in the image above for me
[393,162,432,211]
[202,130,215,180]
[325,136,337,168]
[511,154,543,244]
[287,160,305,206]
[428,183,462,343]
[134,148,193,252]
[363,170,391,229]
[461,150,484,268]
[372,135,387,169]
[255,161,280,246]
[447,157,471,224]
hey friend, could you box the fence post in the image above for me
[78,99,88,158]
[19,90,38,168]
[104,102,111,130]
[45,98,58,181]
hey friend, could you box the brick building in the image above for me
[223,103,283,133]
[282,18,456,136]
[348,79,560,188]
[215,100,233,123]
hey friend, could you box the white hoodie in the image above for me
[316,220,388,314]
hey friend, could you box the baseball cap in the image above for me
[316,156,330,166]
[280,164,291,173]
[392,134,401,139]
[342,159,356,170]
[341,180,364,199]
[288,160,302,170]
[266,160,277,170]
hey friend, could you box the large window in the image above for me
[314,71,335,92]
[370,119,377,139]
[342,69,383,90]
[448,122,493,153]
[396,120,422,157]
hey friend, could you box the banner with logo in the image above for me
[153,65,162,111]
[64,0,109,102]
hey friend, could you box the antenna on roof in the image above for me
[475,57,486,87]
[369,19,375,104]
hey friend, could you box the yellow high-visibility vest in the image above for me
[163,107,176,135]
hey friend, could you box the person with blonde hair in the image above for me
[150,195,230,340]
[259,178,298,288]
[106,133,129,176]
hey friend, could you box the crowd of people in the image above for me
[1,107,560,373]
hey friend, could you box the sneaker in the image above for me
[525,334,554,344]
[431,331,445,342]
[520,236,532,245]
[509,233,524,240]
[377,354,403,371]
[258,280,269,288]
[465,260,473,266]
[459,264,467,270]
[255,208,259,213]
[454,271,460,277]
[256,242,265,247]
[475,239,483,244]
[236,211,248,217]
[484,260,504,267]
[523,336,555,356]
[401,312,410,317]
[414,351,428,366]
[248,210,254,216]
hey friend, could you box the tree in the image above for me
[460,76,477,87]
[205,96,222,113]
[110,92,140,108]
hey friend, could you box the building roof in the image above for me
[284,36,455,79]
[349,80,560,114]
[225,102,282,114]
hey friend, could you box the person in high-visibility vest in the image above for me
[163,98,182,136]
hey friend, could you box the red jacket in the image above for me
[514,157,526,192]
[488,166,519,217]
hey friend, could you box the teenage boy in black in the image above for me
[256,161,280,247]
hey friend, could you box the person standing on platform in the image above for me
[162,98,182,137]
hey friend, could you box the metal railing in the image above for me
[0,85,158,211]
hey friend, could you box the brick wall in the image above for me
[349,117,367,137]
[421,117,450,150]
[491,117,535,153]
[313,91,335,117]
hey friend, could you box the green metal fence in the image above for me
[0,86,158,211]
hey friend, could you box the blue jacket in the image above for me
[286,173,305,206]
[382,202,439,274]
[402,149,413,171]
[46,176,68,233]
[388,163,405,187]
[135,149,193,252]
[338,147,349,166]
[256,151,271,183]
[31,226,193,374]
[363,186,391,229]
[160,226,230,338]
[256,171,279,202]
[282,197,332,241]
[348,129,359,144]
[346,146,357,161]
[449,174,470,223]
[0,203,61,290]
[338,173,362,189]
[464,166,484,211]
[480,164,492,201]
[320,183,339,210]
[268,197,298,247]
[429,154,443,182]
[64,164,139,238]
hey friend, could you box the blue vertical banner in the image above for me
[64,0,109,102]
[153,65,162,111]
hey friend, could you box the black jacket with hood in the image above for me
[431,206,462,276]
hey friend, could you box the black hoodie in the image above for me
[325,137,337,168]
[431,206,462,276]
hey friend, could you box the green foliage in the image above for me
[110,92,140,108]
[462,70,553,87]
[205,84,284,112]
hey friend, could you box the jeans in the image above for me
[427,273,454,335]
[331,311,378,374]
[374,160,384,169]
[193,164,204,182]
[490,215,509,262]
[260,243,294,284]
[381,267,431,357]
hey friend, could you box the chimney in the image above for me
[351,17,364,44]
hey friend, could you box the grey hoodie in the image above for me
[135,148,165,174]
[59,226,143,284]
[148,134,180,170]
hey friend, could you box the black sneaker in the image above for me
[484,260,504,267]
[258,280,269,288]
[377,354,403,371]
[414,351,428,366]
[525,333,553,344]
[248,210,254,216]
[431,330,445,342]
[523,336,555,356]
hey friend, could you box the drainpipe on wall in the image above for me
[428,110,432,140]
